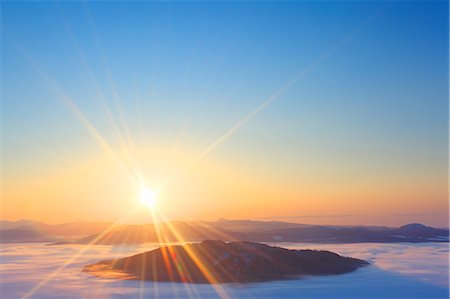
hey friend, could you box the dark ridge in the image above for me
[83,240,369,283]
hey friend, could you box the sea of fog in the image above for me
[0,242,448,299]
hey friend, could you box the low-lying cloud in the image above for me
[0,242,448,298]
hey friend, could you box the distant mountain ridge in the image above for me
[1,219,448,244]
[0,220,112,243]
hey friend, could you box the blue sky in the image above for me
[2,1,448,224]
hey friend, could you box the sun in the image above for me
[139,187,157,209]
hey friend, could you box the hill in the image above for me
[83,240,369,283]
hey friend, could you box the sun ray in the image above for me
[55,3,138,173]
[138,246,148,299]
[154,212,231,299]
[154,5,388,195]
[148,212,200,299]
[82,2,138,165]
[8,37,141,190]
[21,205,141,299]
[159,210,240,242]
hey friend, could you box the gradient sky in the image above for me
[2,1,448,226]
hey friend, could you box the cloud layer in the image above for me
[0,242,448,298]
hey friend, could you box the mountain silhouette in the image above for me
[83,240,369,283]
[1,219,448,244]
[62,221,450,245]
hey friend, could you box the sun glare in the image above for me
[139,187,157,209]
